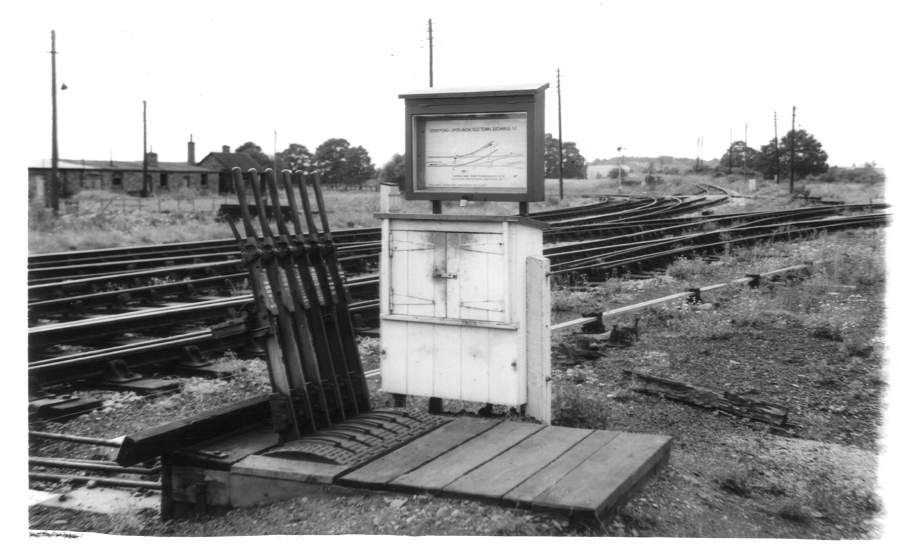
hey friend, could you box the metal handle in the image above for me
[434,271,458,280]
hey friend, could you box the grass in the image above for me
[29,174,885,254]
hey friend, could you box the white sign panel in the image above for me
[418,113,528,190]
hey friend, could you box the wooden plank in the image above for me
[458,325,490,402]
[525,256,552,423]
[531,432,672,518]
[116,395,270,466]
[390,421,542,493]
[232,455,346,485]
[405,322,435,397]
[443,426,590,501]
[339,417,501,488]
[433,323,462,400]
[502,430,620,507]
[486,328,520,405]
[379,320,407,395]
[172,426,280,470]
[632,372,789,426]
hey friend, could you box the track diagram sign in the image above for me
[400,84,547,201]
[417,113,528,191]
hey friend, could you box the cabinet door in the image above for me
[446,232,506,322]
[388,230,446,317]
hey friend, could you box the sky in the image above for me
[8,0,897,169]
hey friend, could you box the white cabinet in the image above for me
[377,214,548,410]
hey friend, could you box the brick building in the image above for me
[197,145,264,194]
[28,138,216,199]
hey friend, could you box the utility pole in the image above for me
[789,105,796,193]
[428,19,434,88]
[427,19,440,216]
[695,137,701,171]
[142,101,148,197]
[49,30,60,216]
[556,67,563,199]
[773,111,780,184]
[728,128,733,173]
[617,146,624,194]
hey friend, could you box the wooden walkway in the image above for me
[168,416,671,521]
[338,417,671,518]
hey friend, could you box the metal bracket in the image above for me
[581,311,606,334]
[686,288,702,304]
[105,359,142,383]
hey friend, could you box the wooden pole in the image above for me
[557,67,563,199]
[789,105,796,193]
[50,30,59,216]
[142,101,149,197]
[428,19,434,88]
[773,111,780,184]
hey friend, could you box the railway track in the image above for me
[27,191,888,397]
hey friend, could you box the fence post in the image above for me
[526,256,552,424]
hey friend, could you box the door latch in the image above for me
[434,271,458,280]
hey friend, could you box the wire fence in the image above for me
[52,195,239,216]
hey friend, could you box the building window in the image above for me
[112,173,123,187]
[201,173,208,185]
[160,173,168,188]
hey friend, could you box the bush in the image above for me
[816,165,884,185]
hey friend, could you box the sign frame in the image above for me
[399,84,548,202]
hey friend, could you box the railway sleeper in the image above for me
[98,359,180,394]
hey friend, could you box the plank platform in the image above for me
[339,417,671,520]
[164,414,671,521]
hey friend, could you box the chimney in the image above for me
[222,145,230,154]
[147,151,159,166]
[188,135,196,165]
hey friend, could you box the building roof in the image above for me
[197,152,263,172]
[29,159,211,173]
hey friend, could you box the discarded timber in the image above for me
[629,371,789,426]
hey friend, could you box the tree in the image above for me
[235,141,273,169]
[313,138,351,184]
[276,143,313,173]
[379,153,405,186]
[717,141,760,172]
[544,134,585,179]
[313,138,375,185]
[344,145,375,184]
[756,129,828,180]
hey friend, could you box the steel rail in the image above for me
[28,227,382,267]
[549,213,888,275]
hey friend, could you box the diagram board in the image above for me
[416,113,528,191]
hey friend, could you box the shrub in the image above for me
[816,165,885,185]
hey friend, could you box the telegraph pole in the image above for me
[789,105,796,193]
[427,19,440,216]
[556,67,563,199]
[428,19,434,88]
[142,101,149,197]
[728,128,733,173]
[773,111,780,184]
[49,30,60,215]
[426,16,443,419]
